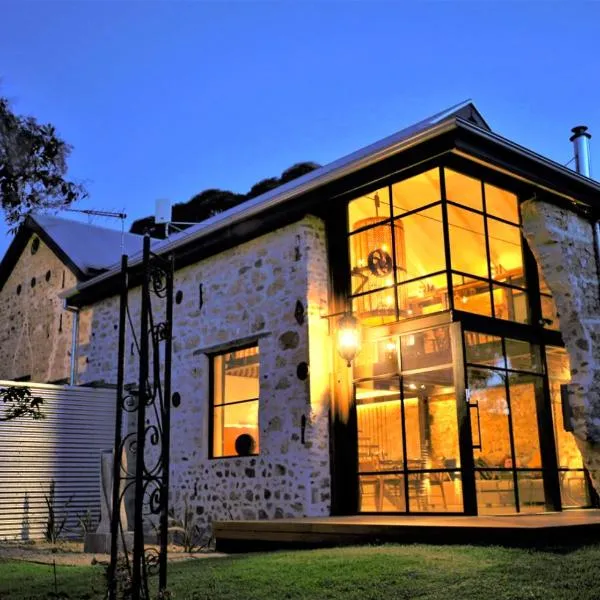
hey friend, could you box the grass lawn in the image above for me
[1,543,599,600]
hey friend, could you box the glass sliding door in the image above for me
[465,331,546,514]
[356,325,463,513]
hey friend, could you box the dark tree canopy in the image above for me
[130,161,320,237]
[0,386,43,422]
[0,96,86,227]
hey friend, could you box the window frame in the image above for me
[208,341,261,460]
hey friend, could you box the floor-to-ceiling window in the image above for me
[464,331,545,513]
[342,161,588,515]
[355,325,463,513]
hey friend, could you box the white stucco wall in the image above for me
[77,215,333,530]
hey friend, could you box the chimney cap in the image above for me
[570,125,591,141]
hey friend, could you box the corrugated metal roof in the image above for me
[30,213,145,275]
[66,99,600,300]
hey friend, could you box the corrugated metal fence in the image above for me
[0,381,116,540]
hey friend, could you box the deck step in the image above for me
[213,511,600,552]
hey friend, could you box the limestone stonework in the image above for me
[78,216,333,530]
[521,199,600,493]
[0,235,89,383]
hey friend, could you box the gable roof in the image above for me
[66,100,600,306]
[138,101,490,257]
[0,213,145,291]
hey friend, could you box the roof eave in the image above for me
[64,117,461,303]
[454,119,600,207]
[65,115,600,306]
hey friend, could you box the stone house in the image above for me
[0,214,144,383]
[63,101,600,526]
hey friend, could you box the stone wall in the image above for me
[521,199,600,493]
[78,215,333,531]
[0,234,90,383]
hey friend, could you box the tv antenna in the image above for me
[63,208,128,252]
[64,208,127,220]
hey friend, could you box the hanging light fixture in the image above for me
[337,313,361,366]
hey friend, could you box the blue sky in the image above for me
[1,0,599,255]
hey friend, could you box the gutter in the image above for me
[456,120,600,192]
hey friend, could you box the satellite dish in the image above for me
[155,198,171,224]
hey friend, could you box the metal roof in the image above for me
[29,213,146,275]
[66,100,600,300]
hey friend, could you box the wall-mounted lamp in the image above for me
[337,313,361,367]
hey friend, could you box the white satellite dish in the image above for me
[155,198,171,224]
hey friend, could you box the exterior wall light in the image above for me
[337,313,361,367]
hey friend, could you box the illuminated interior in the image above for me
[355,326,463,513]
[343,164,588,514]
[211,345,260,458]
[347,167,530,326]
[547,346,590,507]
[465,331,544,514]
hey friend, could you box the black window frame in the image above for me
[208,342,261,460]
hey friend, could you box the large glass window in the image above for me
[445,168,528,323]
[356,325,463,513]
[347,166,530,328]
[348,169,447,327]
[465,331,545,514]
[211,345,260,458]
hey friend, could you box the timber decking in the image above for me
[213,510,600,552]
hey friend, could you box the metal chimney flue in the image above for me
[570,125,592,178]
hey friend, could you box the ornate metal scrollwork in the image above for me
[108,237,175,600]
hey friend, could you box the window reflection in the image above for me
[547,346,590,507]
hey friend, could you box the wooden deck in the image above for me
[214,510,600,552]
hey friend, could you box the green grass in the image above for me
[2,543,600,599]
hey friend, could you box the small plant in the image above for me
[167,496,204,553]
[75,508,96,539]
[43,480,72,544]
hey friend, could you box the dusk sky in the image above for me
[1,1,599,255]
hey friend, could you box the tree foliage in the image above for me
[0,96,87,227]
[129,161,321,237]
[0,385,44,421]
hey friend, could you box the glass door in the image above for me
[464,331,547,514]
[355,325,464,513]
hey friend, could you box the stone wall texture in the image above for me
[0,235,90,383]
[521,199,600,493]
[78,216,333,532]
